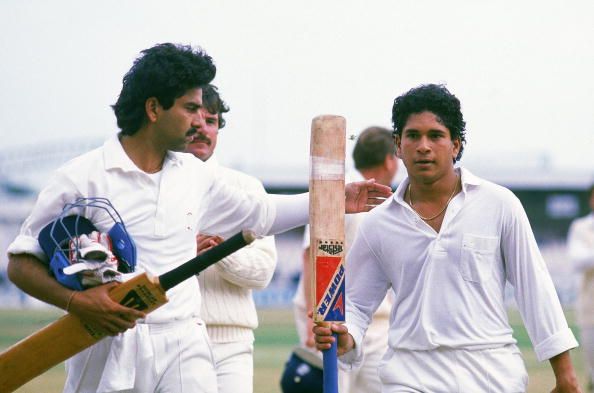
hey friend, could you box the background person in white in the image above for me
[6,43,392,393]
[314,84,582,392]
[185,84,277,393]
[567,184,594,392]
[284,126,398,393]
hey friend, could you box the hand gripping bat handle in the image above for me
[159,230,257,291]
[323,334,339,393]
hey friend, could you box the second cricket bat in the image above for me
[310,115,346,393]
[0,230,256,393]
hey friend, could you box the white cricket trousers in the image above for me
[63,319,217,393]
[210,341,254,393]
[378,344,528,393]
[346,318,389,393]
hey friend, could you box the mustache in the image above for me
[187,130,211,145]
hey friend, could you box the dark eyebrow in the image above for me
[185,102,201,110]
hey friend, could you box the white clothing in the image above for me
[64,319,216,393]
[7,136,300,392]
[567,212,594,385]
[210,341,254,393]
[198,160,277,393]
[567,213,594,327]
[341,167,577,375]
[199,161,277,344]
[581,327,594,387]
[378,344,528,393]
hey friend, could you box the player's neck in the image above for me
[119,132,166,174]
[409,169,459,203]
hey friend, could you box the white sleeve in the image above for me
[7,170,81,261]
[267,193,309,234]
[567,220,594,273]
[503,196,578,361]
[339,222,391,369]
[199,182,308,238]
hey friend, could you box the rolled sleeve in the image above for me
[7,234,46,262]
[533,327,578,362]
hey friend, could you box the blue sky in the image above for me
[1,0,593,183]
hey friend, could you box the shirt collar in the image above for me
[393,166,482,206]
[103,134,184,172]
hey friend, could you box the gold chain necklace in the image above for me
[408,176,459,221]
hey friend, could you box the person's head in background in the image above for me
[186,84,230,161]
[353,126,398,187]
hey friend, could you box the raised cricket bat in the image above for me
[310,115,346,393]
[0,230,256,393]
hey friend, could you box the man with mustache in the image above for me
[6,43,391,393]
[186,84,277,393]
[314,84,582,392]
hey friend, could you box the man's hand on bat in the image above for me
[345,178,392,213]
[68,282,146,336]
[312,321,356,356]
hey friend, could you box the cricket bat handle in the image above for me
[323,333,339,393]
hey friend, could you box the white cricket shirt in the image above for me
[8,135,276,323]
[342,168,577,367]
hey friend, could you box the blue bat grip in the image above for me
[323,333,339,393]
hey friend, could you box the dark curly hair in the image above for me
[112,43,216,136]
[392,84,466,162]
[202,84,230,129]
[353,126,395,170]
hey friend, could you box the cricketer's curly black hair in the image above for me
[392,84,467,162]
[202,84,230,129]
[112,43,216,136]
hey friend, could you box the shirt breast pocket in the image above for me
[459,234,499,284]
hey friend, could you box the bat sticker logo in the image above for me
[318,241,343,255]
[120,290,149,311]
[315,259,345,321]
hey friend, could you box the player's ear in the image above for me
[145,97,160,123]
[394,134,402,157]
[452,137,461,161]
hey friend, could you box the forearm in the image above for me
[7,253,72,310]
[549,351,580,391]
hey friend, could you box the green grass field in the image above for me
[0,308,588,392]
